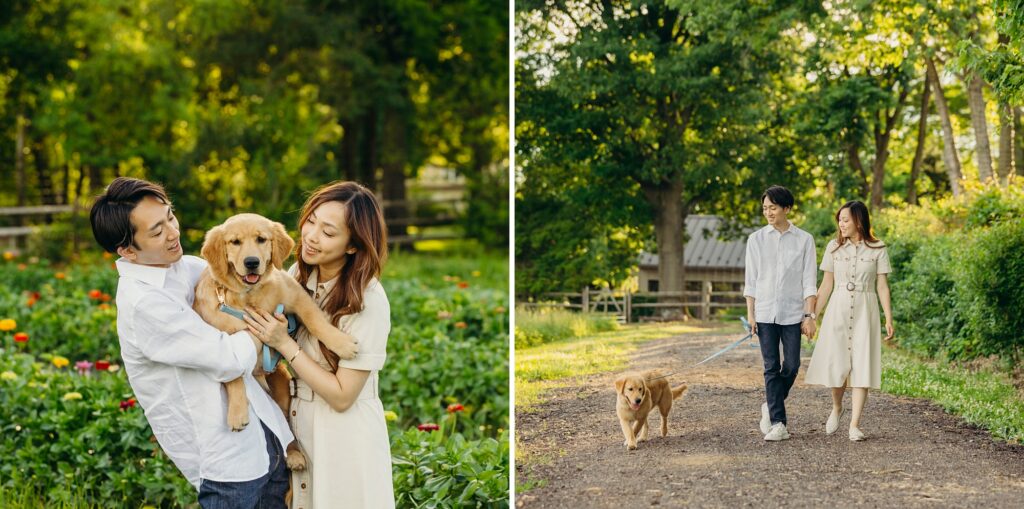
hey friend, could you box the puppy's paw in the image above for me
[322,330,359,360]
[227,407,249,432]
[286,449,307,471]
[626,442,637,451]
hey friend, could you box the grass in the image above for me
[0,485,108,509]
[881,346,1024,444]
[515,321,732,411]
[514,307,620,349]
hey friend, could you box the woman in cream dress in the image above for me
[246,181,395,509]
[805,200,894,442]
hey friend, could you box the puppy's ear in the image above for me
[270,221,295,270]
[614,377,625,395]
[640,379,648,396]
[201,224,230,281]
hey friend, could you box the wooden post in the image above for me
[581,287,590,314]
[701,280,712,321]
[625,291,632,323]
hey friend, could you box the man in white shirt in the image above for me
[90,177,293,508]
[743,186,818,442]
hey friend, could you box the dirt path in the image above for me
[516,332,1024,508]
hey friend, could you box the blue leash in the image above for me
[218,303,298,372]
[648,316,758,381]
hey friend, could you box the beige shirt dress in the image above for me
[286,267,395,509]
[804,239,891,389]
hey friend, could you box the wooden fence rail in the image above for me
[520,285,747,323]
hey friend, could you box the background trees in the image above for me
[0,0,509,250]
[516,0,1023,296]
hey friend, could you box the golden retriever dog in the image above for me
[614,370,687,450]
[193,213,358,469]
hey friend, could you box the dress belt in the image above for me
[289,376,379,402]
[843,281,876,293]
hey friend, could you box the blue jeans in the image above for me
[757,322,802,426]
[198,421,289,509]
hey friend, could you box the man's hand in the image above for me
[748,315,758,336]
[802,317,816,339]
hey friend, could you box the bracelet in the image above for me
[288,348,302,364]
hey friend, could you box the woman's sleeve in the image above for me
[877,246,892,274]
[820,240,835,272]
[337,286,390,371]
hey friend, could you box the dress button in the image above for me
[292,410,297,416]
[301,483,307,489]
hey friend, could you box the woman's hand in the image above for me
[884,320,894,341]
[244,307,292,349]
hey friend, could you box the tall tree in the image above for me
[516,0,815,297]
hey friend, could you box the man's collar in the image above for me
[765,221,795,235]
[115,258,169,288]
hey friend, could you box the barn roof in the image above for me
[638,215,754,270]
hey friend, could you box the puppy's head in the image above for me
[201,213,295,289]
[614,374,647,411]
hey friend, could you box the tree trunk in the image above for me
[966,71,994,182]
[845,143,869,199]
[1016,107,1024,177]
[909,75,931,205]
[869,82,908,210]
[926,57,963,196]
[380,108,408,239]
[642,177,685,317]
[15,114,26,209]
[998,101,1013,185]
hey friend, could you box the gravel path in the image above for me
[515,332,1024,508]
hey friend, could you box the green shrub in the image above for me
[953,219,1024,363]
[392,428,509,508]
[890,235,966,358]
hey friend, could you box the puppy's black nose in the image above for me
[244,257,260,270]
[634,399,641,404]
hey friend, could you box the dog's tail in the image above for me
[671,384,688,400]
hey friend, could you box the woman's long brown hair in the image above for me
[831,200,881,252]
[295,181,388,371]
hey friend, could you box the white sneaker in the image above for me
[849,427,866,441]
[764,422,790,441]
[825,408,845,435]
[760,402,771,435]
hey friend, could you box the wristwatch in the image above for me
[803,312,817,320]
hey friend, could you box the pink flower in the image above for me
[75,360,93,374]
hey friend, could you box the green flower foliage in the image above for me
[0,253,509,506]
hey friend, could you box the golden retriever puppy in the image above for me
[192,213,358,469]
[614,370,687,450]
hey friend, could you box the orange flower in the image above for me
[17,263,26,271]
[102,252,112,260]
[54,272,66,280]
[13,332,29,343]
[88,289,102,300]
[454,321,467,329]
[457,281,469,289]
[494,306,506,314]
[98,303,111,310]
[446,403,464,413]
[101,293,112,302]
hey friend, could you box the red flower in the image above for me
[119,398,137,410]
[446,403,464,413]
[457,281,469,289]
[95,360,111,371]
[13,332,28,343]
[417,423,440,432]
[88,289,102,300]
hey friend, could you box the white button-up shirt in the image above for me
[743,222,818,325]
[115,255,293,490]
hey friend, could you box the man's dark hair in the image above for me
[760,185,795,209]
[90,177,170,253]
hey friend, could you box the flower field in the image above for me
[0,250,509,508]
